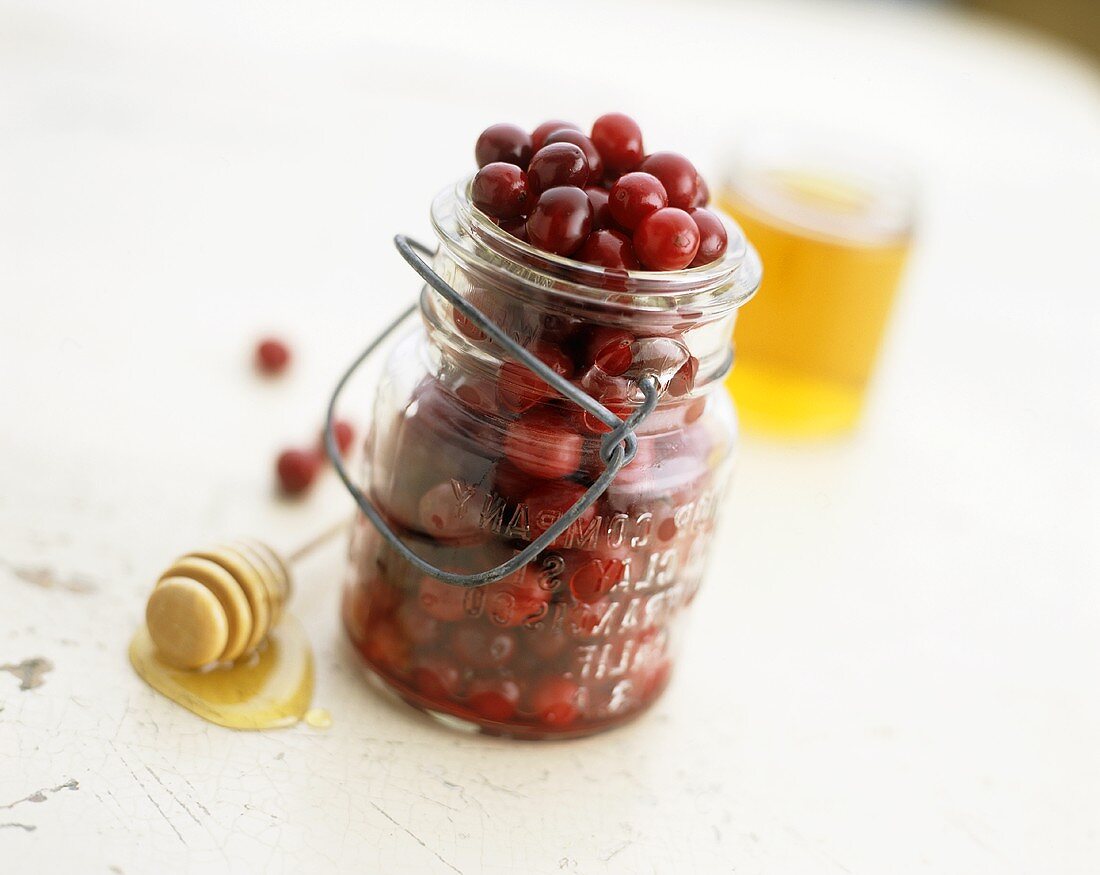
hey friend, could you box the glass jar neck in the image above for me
[421,178,761,400]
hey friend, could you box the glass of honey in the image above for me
[719,133,915,435]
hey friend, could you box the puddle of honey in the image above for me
[129,616,314,730]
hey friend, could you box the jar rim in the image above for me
[430,178,762,313]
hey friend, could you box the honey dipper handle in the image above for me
[285,517,353,566]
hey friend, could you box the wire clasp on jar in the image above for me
[324,235,658,588]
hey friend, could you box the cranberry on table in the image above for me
[639,152,700,210]
[608,172,668,230]
[472,162,531,219]
[529,676,583,727]
[585,187,613,229]
[531,119,580,151]
[590,113,645,175]
[525,187,593,257]
[255,337,290,375]
[475,123,533,169]
[527,142,590,194]
[275,448,319,495]
[319,419,355,458]
[634,207,701,270]
[576,229,640,271]
[689,208,729,266]
[503,406,583,479]
[543,129,604,181]
[467,678,521,722]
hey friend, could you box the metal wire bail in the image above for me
[324,235,658,588]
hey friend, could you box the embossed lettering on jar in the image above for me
[342,178,760,739]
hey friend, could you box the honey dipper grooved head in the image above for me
[145,541,292,671]
[159,556,253,662]
[146,578,229,670]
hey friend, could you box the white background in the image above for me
[1,0,1098,872]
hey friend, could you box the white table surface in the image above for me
[2,0,1098,872]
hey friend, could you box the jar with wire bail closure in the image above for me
[333,177,760,739]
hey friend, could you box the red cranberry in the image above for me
[418,481,483,542]
[689,208,729,266]
[491,460,530,503]
[483,569,551,627]
[575,229,640,270]
[543,129,604,181]
[451,289,499,342]
[411,656,463,699]
[634,207,701,270]
[668,355,699,397]
[584,326,635,376]
[318,419,355,458]
[475,123,533,169]
[452,377,496,414]
[529,676,583,727]
[569,556,626,604]
[361,620,408,672]
[497,341,574,413]
[255,337,291,375]
[591,113,645,175]
[451,624,517,669]
[503,407,583,480]
[467,678,521,722]
[472,162,531,220]
[275,448,319,495]
[498,216,529,241]
[525,187,593,257]
[395,602,440,646]
[417,575,469,622]
[525,623,568,660]
[576,397,631,435]
[639,152,700,210]
[524,480,595,541]
[585,187,613,229]
[684,396,707,424]
[608,172,667,231]
[527,143,589,194]
[693,174,710,207]
[531,119,580,151]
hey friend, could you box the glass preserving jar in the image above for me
[339,178,760,739]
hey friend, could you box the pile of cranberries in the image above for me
[471,114,728,271]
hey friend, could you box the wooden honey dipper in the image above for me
[143,521,346,670]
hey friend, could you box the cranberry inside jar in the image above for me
[342,141,760,740]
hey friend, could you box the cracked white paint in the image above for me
[1,1,1098,873]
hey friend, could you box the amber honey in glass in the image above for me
[720,144,914,434]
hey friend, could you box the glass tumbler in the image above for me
[340,178,760,739]
[719,133,915,435]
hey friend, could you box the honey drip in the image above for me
[129,615,314,730]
